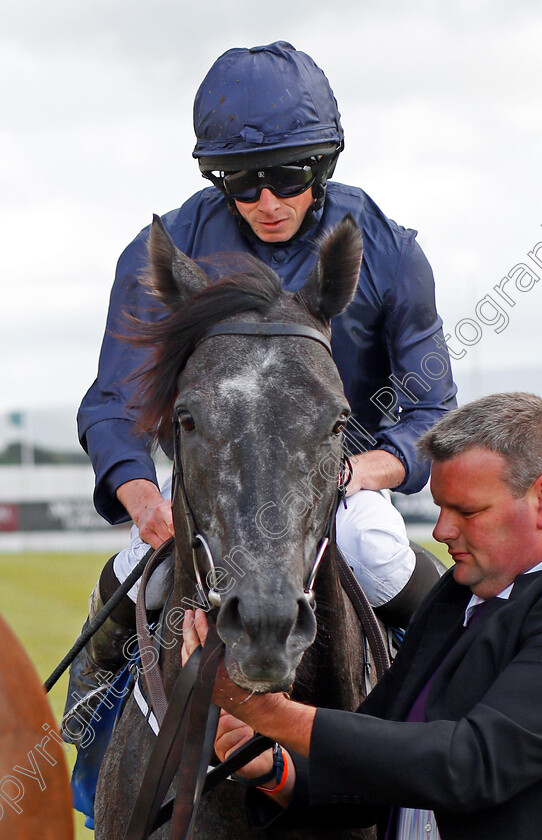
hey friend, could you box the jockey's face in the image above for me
[234,187,315,243]
[431,447,542,599]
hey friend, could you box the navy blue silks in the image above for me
[71,661,134,829]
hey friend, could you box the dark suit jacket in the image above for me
[302,567,542,839]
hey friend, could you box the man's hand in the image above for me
[182,614,297,804]
[181,610,316,761]
[116,478,174,549]
[346,449,406,496]
[215,710,274,779]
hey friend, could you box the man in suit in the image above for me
[183,390,542,839]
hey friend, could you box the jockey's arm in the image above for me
[116,478,174,549]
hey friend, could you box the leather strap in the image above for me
[151,734,275,833]
[128,504,385,838]
[169,626,223,839]
[197,322,332,356]
[44,543,161,694]
[124,625,223,840]
[129,551,385,839]
[135,537,175,727]
[336,549,390,680]
[124,643,202,840]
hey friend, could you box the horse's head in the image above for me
[139,214,362,692]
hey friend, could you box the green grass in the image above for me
[418,539,452,568]
[0,540,450,839]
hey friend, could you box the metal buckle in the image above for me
[304,537,329,610]
[192,533,222,607]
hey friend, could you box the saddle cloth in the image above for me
[71,659,135,829]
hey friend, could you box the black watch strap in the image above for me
[232,742,283,787]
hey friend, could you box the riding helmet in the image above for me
[193,41,344,210]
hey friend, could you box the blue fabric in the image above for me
[78,181,457,524]
[192,41,343,158]
[71,662,134,829]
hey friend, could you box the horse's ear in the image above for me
[296,214,362,322]
[146,214,208,307]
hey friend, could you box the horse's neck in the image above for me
[293,549,367,712]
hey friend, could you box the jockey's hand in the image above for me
[116,478,174,549]
[346,449,406,496]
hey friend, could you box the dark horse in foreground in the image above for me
[95,214,378,839]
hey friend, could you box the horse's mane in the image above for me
[127,255,282,450]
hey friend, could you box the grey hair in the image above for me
[417,392,542,497]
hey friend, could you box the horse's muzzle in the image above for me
[217,587,317,692]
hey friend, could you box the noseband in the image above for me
[171,320,344,609]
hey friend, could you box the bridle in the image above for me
[171,320,347,610]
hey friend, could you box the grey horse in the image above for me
[94,213,377,839]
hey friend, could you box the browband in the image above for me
[196,322,332,356]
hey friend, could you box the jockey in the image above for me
[63,41,456,736]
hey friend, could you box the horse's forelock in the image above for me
[130,257,282,449]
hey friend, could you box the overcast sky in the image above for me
[2,0,542,447]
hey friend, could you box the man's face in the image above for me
[431,447,542,599]
[234,187,315,243]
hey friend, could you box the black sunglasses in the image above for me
[218,161,318,203]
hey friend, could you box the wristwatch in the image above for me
[232,742,285,788]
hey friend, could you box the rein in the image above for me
[125,626,223,840]
[126,320,386,840]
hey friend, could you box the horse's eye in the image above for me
[178,412,196,433]
[332,416,348,436]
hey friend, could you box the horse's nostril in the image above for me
[217,595,242,639]
[296,596,318,642]
[217,590,317,687]
[218,590,317,652]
